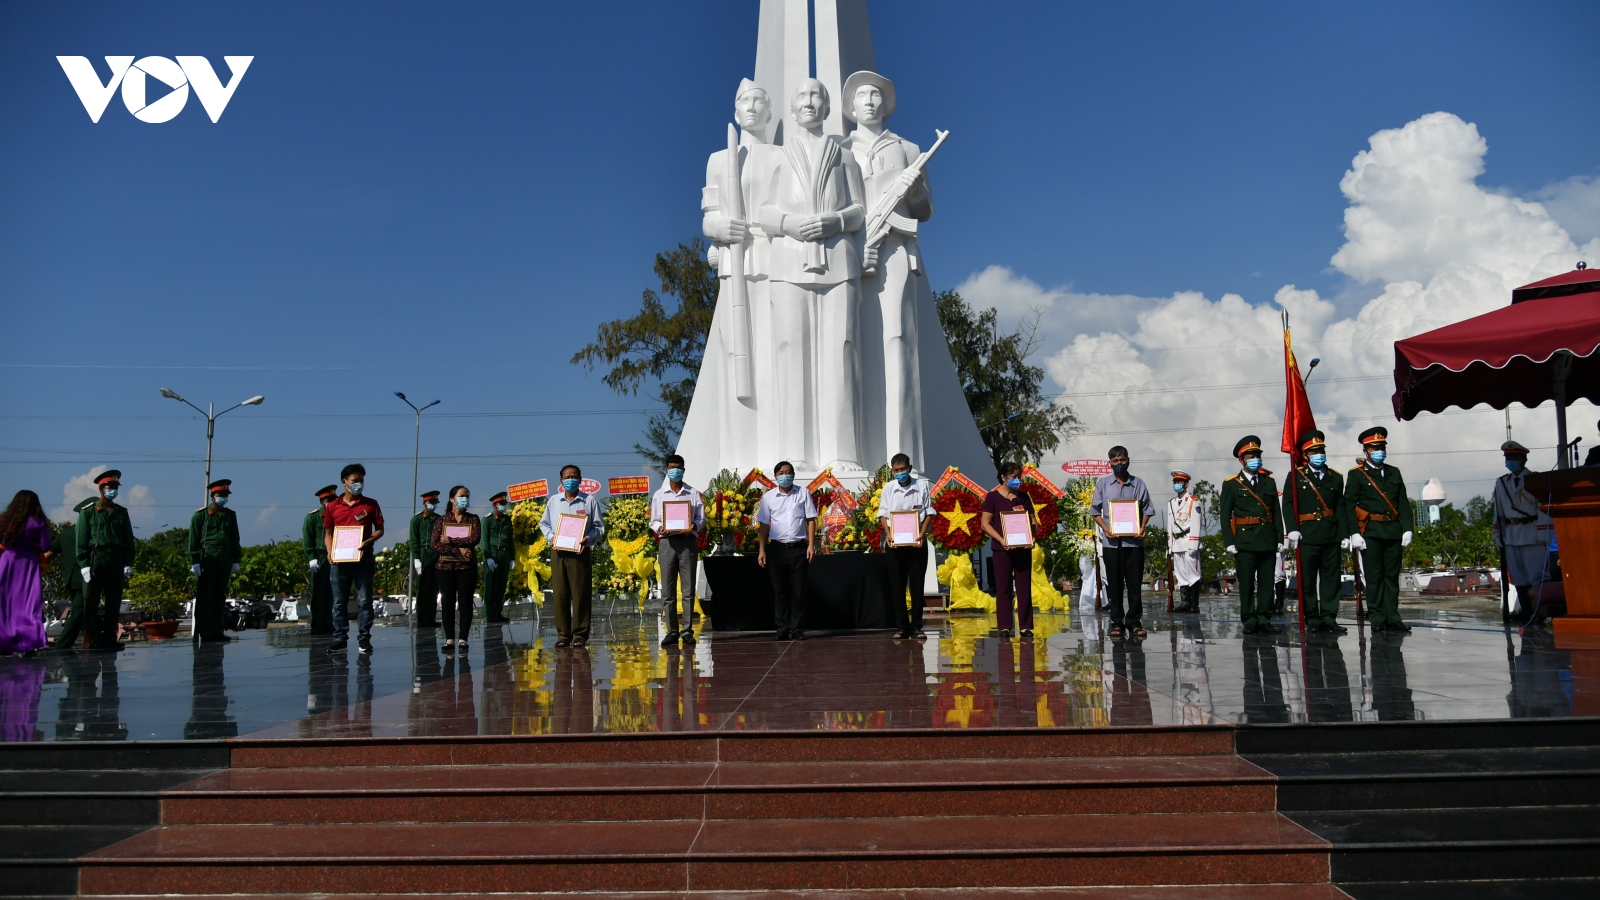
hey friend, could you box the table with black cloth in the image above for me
[702,552,898,631]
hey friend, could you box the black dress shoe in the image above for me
[327,640,348,653]
[774,631,789,642]
[1262,623,1284,635]
[998,629,1012,639]
[661,630,679,648]
[792,630,807,641]
[1020,629,1034,638]
[1242,623,1258,635]
[1390,621,1412,634]
[1327,623,1349,635]
[680,631,695,645]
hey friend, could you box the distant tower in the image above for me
[1421,477,1447,524]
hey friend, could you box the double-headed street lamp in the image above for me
[395,392,440,610]
[160,388,265,506]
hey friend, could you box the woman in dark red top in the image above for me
[430,485,481,652]
[980,462,1036,638]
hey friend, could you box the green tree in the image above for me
[125,571,187,620]
[1190,479,1221,534]
[572,239,716,465]
[135,528,196,596]
[234,540,306,597]
[935,290,1082,469]
[1406,499,1496,568]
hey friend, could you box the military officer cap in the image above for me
[95,470,121,485]
[208,479,231,495]
[73,497,97,513]
[315,484,338,499]
[421,490,441,501]
[489,491,509,504]
[1501,440,1530,457]
[1233,435,1263,458]
[1170,470,1191,482]
[1359,426,1388,446]
[1299,430,1327,452]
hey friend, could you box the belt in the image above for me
[773,540,807,546]
[1298,511,1329,523]
[1364,512,1394,523]
[1230,515,1267,527]
[1506,514,1538,525]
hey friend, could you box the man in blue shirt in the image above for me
[539,464,605,648]
[1089,446,1155,640]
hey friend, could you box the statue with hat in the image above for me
[1219,436,1286,634]
[410,490,443,627]
[1341,426,1415,634]
[1493,439,1553,623]
[189,479,242,643]
[301,484,338,635]
[76,469,135,650]
[482,491,515,623]
[1166,470,1204,613]
[1283,430,1348,634]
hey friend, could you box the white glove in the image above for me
[1226,545,1238,556]
[1401,530,1413,548]
[1348,534,1367,552]
[122,566,131,577]
[1339,538,1351,551]
[486,558,497,571]
[192,564,202,576]
[1285,531,1301,550]
[230,562,241,574]
[308,559,320,572]
[508,558,515,570]
[81,566,93,583]
[413,559,422,574]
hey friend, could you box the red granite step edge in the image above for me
[81,889,1354,900]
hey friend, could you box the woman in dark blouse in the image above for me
[980,462,1037,639]
[430,485,481,652]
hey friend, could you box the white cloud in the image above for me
[1535,174,1600,246]
[983,111,1600,500]
[255,504,279,528]
[50,465,155,525]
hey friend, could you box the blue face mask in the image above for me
[562,478,581,493]
[894,471,912,485]
[1368,450,1386,466]
[212,495,228,508]
[1308,453,1327,468]
[494,504,506,514]
[347,482,363,496]
[776,473,795,489]
[103,487,118,500]
[454,495,469,510]
[1005,477,1023,490]
[1506,459,1524,473]
[666,468,684,482]
[1244,457,1262,472]
[424,501,437,513]
[1173,482,1185,493]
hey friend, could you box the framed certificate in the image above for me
[662,500,693,534]
[330,526,364,563]
[1000,510,1034,548]
[889,510,921,547]
[1107,499,1142,537]
[554,513,587,551]
[443,523,471,540]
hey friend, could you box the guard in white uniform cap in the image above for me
[1493,440,1552,622]
[1167,470,1204,613]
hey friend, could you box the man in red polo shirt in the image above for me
[322,463,385,654]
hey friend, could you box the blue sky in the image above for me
[2,1,1598,542]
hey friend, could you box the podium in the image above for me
[1524,468,1600,645]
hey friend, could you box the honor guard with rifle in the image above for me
[1220,436,1285,634]
[1284,431,1347,634]
[482,491,515,624]
[1166,470,1203,613]
[189,479,242,643]
[302,484,337,634]
[410,490,442,627]
[1342,427,1414,633]
[76,470,135,650]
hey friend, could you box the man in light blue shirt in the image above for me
[878,452,932,640]
[1089,445,1155,639]
[756,460,817,641]
[539,464,605,648]
[649,453,706,648]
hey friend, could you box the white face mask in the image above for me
[424,501,437,513]
[494,504,506,514]
[454,495,469,510]
[347,482,363,496]
[213,495,229,508]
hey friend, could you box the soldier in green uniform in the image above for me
[1342,426,1414,634]
[1220,436,1285,635]
[481,491,515,623]
[302,485,337,635]
[76,470,135,651]
[50,498,98,650]
[1283,430,1348,634]
[189,479,243,643]
[410,490,442,627]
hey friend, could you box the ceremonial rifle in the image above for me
[861,129,949,273]
[723,123,753,400]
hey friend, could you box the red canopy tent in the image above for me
[1392,264,1600,467]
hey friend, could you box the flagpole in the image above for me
[1283,313,1309,637]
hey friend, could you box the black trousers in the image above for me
[308,558,334,634]
[1299,541,1342,626]
[1103,545,1145,628]
[1236,549,1276,627]
[435,567,476,641]
[54,584,86,649]
[83,563,125,649]
[415,564,440,627]
[886,544,929,634]
[483,558,511,621]
[766,541,807,635]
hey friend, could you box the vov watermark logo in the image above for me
[57,56,253,123]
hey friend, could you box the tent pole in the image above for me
[1555,351,1573,469]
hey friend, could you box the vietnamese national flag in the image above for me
[1281,328,1317,465]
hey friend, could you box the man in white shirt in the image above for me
[539,464,605,649]
[756,460,818,641]
[1166,470,1203,614]
[649,453,706,649]
[878,452,931,641]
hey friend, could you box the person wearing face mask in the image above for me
[756,460,818,641]
[879,453,932,641]
[323,463,385,655]
[481,491,515,624]
[1220,437,1285,635]
[650,455,706,648]
[1493,441,1551,623]
[76,470,136,651]
[1341,427,1414,634]
[1089,446,1155,640]
[301,485,338,635]
[409,490,443,628]
[982,462,1040,639]
[188,479,243,644]
[1166,471,1204,614]
[430,486,481,652]
[1283,432,1347,634]
[539,465,604,648]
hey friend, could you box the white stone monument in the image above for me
[677,0,993,486]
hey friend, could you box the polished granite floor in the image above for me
[0,596,1589,741]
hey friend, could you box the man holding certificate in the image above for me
[980,462,1038,639]
[323,463,384,655]
[756,461,818,642]
[1090,446,1155,640]
[539,465,604,648]
[879,453,931,641]
[649,454,705,648]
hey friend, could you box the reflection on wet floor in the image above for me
[0,596,1591,741]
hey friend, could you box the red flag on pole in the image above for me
[1281,322,1317,466]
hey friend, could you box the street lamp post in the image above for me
[394,393,440,621]
[160,388,265,506]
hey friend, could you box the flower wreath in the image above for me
[929,489,986,552]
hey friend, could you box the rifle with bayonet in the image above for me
[862,129,949,274]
